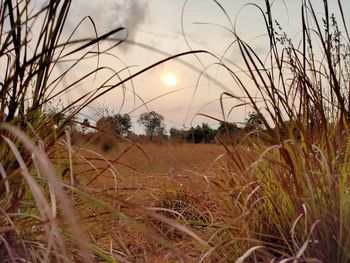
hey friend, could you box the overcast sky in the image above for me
[39,0,350,133]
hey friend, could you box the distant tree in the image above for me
[169,127,179,138]
[216,121,245,143]
[307,104,324,131]
[137,111,165,140]
[96,116,115,133]
[218,121,238,135]
[187,123,217,144]
[113,113,132,136]
[201,123,217,143]
[81,118,90,134]
[169,126,188,141]
[96,114,132,136]
[245,111,264,131]
[95,116,116,152]
[40,109,78,132]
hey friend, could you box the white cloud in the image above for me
[68,0,149,51]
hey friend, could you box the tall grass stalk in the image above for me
[2,0,350,261]
[0,0,129,260]
[0,0,209,261]
[209,0,350,261]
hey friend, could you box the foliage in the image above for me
[100,135,117,152]
[96,113,132,136]
[188,123,217,144]
[244,111,264,131]
[170,122,239,144]
[113,113,132,136]
[217,121,238,135]
[81,118,91,134]
[137,111,166,140]
[96,116,115,132]
[169,126,188,142]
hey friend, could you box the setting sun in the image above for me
[162,72,178,87]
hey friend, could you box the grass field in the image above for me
[43,139,226,261]
[59,140,261,262]
[68,141,225,202]
[2,0,350,262]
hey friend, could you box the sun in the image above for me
[162,72,178,87]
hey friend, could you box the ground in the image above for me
[60,140,238,262]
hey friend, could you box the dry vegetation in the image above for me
[2,0,350,262]
[64,141,227,261]
[55,137,264,262]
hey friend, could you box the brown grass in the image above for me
[68,140,224,199]
[2,0,350,261]
[53,139,236,261]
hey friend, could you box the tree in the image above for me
[81,118,90,134]
[218,121,238,135]
[169,126,188,141]
[245,111,264,131]
[96,114,132,136]
[201,123,217,143]
[39,108,77,133]
[113,113,132,136]
[188,126,204,144]
[96,116,115,133]
[95,116,116,152]
[187,123,217,144]
[137,111,165,140]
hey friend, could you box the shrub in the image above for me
[100,134,117,152]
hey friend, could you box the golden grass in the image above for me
[56,140,236,261]
[3,0,350,261]
[69,141,224,200]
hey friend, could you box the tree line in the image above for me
[81,110,264,144]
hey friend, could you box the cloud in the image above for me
[69,0,149,51]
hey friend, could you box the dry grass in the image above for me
[2,0,350,262]
[55,140,230,262]
[87,141,222,171]
[52,138,286,262]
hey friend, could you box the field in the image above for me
[51,140,241,262]
[70,141,225,206]
[2,0,350,262]
[67,139,276,262]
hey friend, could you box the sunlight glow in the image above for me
[162,72,178,87]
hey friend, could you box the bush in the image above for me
[100,134,117,152]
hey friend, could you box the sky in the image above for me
[35,0,350,133]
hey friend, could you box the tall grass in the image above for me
[2,0,350,262]
[0,0,208,262]
[208,0,350,261]
[0,0,131,261]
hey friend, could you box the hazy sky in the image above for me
[41,0,350,133]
